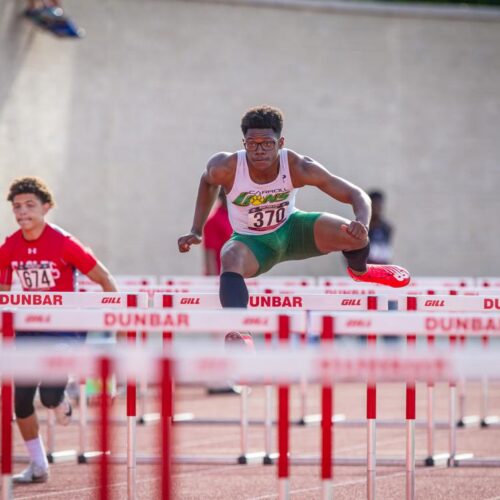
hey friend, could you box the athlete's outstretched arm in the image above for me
[290,152,371,239]
[178,153,233,253]
[86,261,118,292]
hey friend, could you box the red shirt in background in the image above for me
[0,223,97,291]
[203,203,233,275]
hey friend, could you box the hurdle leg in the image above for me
[406,383,416,500]
[448,383,457,466]
[161,357,173,500]
[138,332,149,424]
[1,379,13,500]
[277,315,290,498]
[263,384,274,464]
[278,384,289,500]
[367,384,376,500]
[78,380,88,463]
[366,323,377,500]
[321,385,333,500]
[298,330,308,425]
[238,386,250,464]
[127,331,137,500]
[1,312,14,500]
[46,409,56,461]
[99,356,112,500]
[456,377,478,427]
[263,331,275,465]
[478,376,499,427]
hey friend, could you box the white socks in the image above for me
[25,437,49,470]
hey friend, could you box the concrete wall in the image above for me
[1,0,499,278]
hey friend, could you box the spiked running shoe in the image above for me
[13,462,49,484]
[347,264,411,288]
[224,331,255,351]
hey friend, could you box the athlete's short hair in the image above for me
[7,177,55,207]
[241,105,284,136]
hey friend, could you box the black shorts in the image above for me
[14,331,85,419]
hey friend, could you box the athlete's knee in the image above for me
[220,242,247,273]
[15,389,36,419]
[39,386,65,409]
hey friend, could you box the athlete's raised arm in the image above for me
[289,151,371,240]
[178,152,236,253]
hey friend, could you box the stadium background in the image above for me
[0,0,499,277]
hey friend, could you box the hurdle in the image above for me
[0,291,148,466]
[2,307,307,471]
[77,274,158,288]
[153,292,393,462]
[3,308,500,500]
[399,294,500,467]
[159,275,316,287]
[308,310,500,498]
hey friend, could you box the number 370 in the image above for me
[253,207,285,227]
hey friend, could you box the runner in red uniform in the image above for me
[0,177,118,484]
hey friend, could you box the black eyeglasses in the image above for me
[243,140,277,152]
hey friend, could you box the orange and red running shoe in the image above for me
[347,264,411,288]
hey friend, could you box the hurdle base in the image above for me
[453,456,500,467]
[47,450,77,464]
[448,453,474,467]
[290,455,433,467]
[173,413,195,423]
[456,415,480,428]
[313,417,450,429]
[480,416,500,428]
[174,454,265,465]
[424,453,450,467]
[12,455,30,464]
[135,412,194,425]
[238,452,267,465]
[263,453,279,465]
[77,450,110,464]
[137,412,160,425]
[297,413,346,426]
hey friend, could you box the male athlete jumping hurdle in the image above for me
[178,106,410,346]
